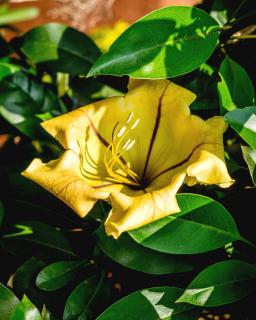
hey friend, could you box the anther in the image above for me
[124,139,135,151]
[131,118,140,129]
[117,126,126,137]
[126,112,134,123]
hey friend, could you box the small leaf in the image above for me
[3,221,75,256]
[36,260,85,291]
[224,106,256,150]
[95,225,193,274]
[0,7,39,25]
[210,0,228,26]
[0,283,19,320]
[88,6,219,78]
[10,295,42,320]
[63,273,109,320]
[21,23,101,75]
[176,260,256,306]
[218,56,255,114]
[130,194,241,254]
[241,146,256,185]
[97,287,198,320]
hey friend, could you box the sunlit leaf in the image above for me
[0,6,39,25]
[176,260,256,306]
[225,106,256,150]
[218,56,255,114]
[10,295,42,320]
[0,283,19,320]
[97,287,198,320]
[88,6,219,78]
[130,194,241,254]
[241,146,256,185]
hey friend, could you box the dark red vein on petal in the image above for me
[141,85,168,180]
[147,142,221,185]
[85,112,109,147]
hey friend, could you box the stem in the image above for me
[232,35,256,39]
[229,0,248,22]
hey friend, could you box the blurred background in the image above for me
[8,0,203,33]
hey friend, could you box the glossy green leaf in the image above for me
[88,6,219,79]
[0,71,66,139]
[0,200,3,227]
[36,260,85,291]
[63,273,108,320]
[177,260,256,306]
[21,23,101,75]
[97,287,198,320]
[129,194,241,254]
[218,57,255,114]
[224,107,256,150]
[95,225,193,274]
[10,295,42,320]
[3,221,75,256]
[0,283,19,320]
[0,6,39,25]
[241,146,256,185]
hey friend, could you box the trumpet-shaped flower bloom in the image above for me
[23,79,233,239]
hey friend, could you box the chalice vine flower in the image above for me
[23,79,233,239]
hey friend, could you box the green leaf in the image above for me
[0,283,19,320]
[3,221,75,256]
[129,194,241,254]
[95,225,193,274]
[224,106,256,150]
[10,295,42,320]
[241,146,256,185]
[218,56,255,114]
[210,0,228,26]
[36,260,85,291]
[0,7,39,25]
[176,260,256,307]
[97,287,198,320]
[0,200,3,227]
[21,23,101,75]
[0,61,20,80]
[63,273,109,320]
[0,71,65,139]
[88,6,219,79]
[13,257,46,294]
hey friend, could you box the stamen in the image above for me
[131,118,140,129]
[117,126,127,137]
[123,139,135,151]
[126,112,134,123]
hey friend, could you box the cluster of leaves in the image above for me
[0,1,256,319]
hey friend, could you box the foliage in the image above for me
[0,1,256,319]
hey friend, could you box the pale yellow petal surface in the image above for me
[22,150,109,217]
[105,173,186,239]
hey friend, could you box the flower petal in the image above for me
[104,173,186,239]
[22,150,109,217]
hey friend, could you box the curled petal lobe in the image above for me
[22,150,109,217]
[105,173,186,239]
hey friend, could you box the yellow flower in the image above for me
[22,79,233,239]
[90,21,129,52]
